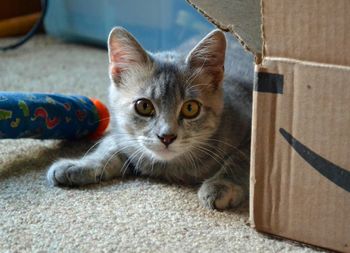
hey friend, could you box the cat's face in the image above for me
[107,27,226,162]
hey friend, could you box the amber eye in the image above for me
[135,99,155,117]
[181,100,201,119]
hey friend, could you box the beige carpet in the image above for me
[0,36,324,252]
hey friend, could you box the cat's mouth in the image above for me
[146,145,180,161]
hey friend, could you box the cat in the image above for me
[47,27,252,210]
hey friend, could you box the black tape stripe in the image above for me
[254,72,284,94]
[280,128,350,193]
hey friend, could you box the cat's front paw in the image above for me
[47,159,99,187]
[198,180,245,210]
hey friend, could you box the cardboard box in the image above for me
[188,0,350,252]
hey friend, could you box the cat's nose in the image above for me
[157,134,177,147]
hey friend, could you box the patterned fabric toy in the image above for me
[0,92,109,139]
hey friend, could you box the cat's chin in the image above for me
[148,148,180,162]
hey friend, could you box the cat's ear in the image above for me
[108,27,151,84]
[186,29,226,89]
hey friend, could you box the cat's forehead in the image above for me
[144,61,187,101]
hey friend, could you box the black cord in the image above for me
[0,0,48,51]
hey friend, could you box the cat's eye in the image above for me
[135,99,155,117]
[181,100,201,119]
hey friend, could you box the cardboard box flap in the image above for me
[263,0,350,66]
[187,0,262,58]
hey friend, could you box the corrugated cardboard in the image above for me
[262,0,350,66]
[188,0,350,252]
[186,0,262,58]
[252,59,350,252]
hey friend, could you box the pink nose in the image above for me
[157,134,177,147]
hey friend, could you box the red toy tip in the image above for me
[88,98,110,140]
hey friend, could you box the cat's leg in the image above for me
[47,135,125,186]
[198,152,249,209]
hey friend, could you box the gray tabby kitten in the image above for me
[47,27,252,210]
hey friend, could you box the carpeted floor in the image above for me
[0,36,324,252]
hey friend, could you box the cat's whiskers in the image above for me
[97,133,154,180]
[194,139,249,179]
[81,132,130,161]
[82,137,109,160]
[197,139,234,163]
[194,138,232,160]
[181,151,192,169]
[99,141,137,181]
[150,156,156,175]
[190,141,228,169]
[190,145,229,178]
[191,146,223,167]
[194,140,232,176]
[135,152,145,172]
[186,150,199,179]
[206,138,249,160]
[120,147,145,177]
[84,133,141,160]
[191,134,249,161]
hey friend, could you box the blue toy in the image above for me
[0,92,110,140]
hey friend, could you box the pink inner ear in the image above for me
[111,51,125,63]
[110,64,122,76]
[110,48,133,77]
[110,47,144,75]
[110,47,129,64]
